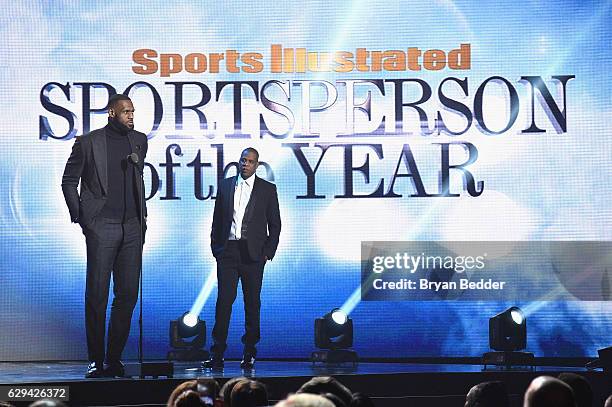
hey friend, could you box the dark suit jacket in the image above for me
[61,127,148,228]
[211,175,281,261]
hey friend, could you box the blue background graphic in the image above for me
[0,0,611,360]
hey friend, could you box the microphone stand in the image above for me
[136,159,144,368]
[125,153,173,378]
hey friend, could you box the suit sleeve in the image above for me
[210,181,224,257]
[61,137,84,223]
[263,184,281,260]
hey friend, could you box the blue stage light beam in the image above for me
[340,182,453,315]
[189,271,217,318]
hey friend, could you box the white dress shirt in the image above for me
[229,173,255,240]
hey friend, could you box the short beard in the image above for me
[109,117,131,134]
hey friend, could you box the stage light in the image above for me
[510,308,524,325]
[167,312,209,361]
[311,308,358,364]
[586,346,612,372]
[182,312,198,328]
[489,306,525,351]
[483,306,534,369]
[317,308,352,349]
[331,309,348,325]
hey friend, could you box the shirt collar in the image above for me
[238,173,256,188]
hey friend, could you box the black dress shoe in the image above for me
[202,355,224,369]
[104,360,125,377]
[85,362,104,378]
[240,354,255,370]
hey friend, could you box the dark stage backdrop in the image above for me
[1,0,611,360]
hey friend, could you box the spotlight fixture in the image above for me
[490,306,526,351]
[586,346,612,372]
[483,306,534,369]
[311,308,358,364]
[167,312,209,361]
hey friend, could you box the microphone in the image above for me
[127,152,140,165]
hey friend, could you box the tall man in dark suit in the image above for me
[203,147,281,370]
[61,94,148,378]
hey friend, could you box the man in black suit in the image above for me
[61,94,148,378]
[203,147,281,370]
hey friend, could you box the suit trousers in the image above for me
[211,240,265,356]
[84,217,141,363]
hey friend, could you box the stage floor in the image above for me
[0,360,609,406]
[0,360,493,383]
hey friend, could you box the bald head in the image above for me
[524,376,576,407]
[558,373,592,407]
[297,376,353,406]
[276,393,335,407]
[465,381,509,407]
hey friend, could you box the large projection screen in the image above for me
[1,1,611,361]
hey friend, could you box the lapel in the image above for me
[126,131,136,156]
[243,175,260,224]
[126,131,142,196]
[224,176,237,224]
[92,129,108,195]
